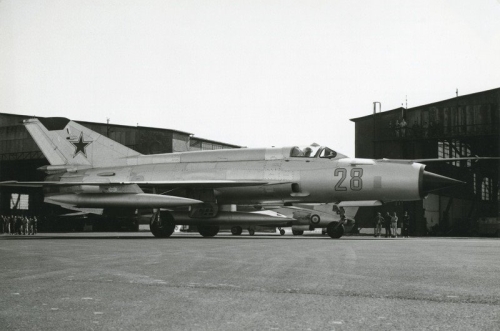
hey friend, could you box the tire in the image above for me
[198,225,220,237]
[248,228,255,236]
[279,229,285,236]
[150,211,176,238]
[231,226,243,235]
[292,230,304,236]
[326,222,344,239]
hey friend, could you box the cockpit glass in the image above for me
[290,145,338,158]
[319,147,337,158]
[289,145,321,158]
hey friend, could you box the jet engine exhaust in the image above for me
[421,171,465,195]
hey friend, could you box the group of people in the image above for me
[0,215,38,235]
[374,211,410,238]
[392,118,408,137]
[389,118,444,139]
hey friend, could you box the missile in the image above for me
[170,210,294,226]
[45,193,203,208]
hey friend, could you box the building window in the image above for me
[473,173,477,195]
[438,141,450,159]
[438,140,472,167]
[10,193,29,210]
[201,142,213,150]
[481,177,491,201]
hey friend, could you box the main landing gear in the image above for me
[150,211,176,238]
[231,226,243,235]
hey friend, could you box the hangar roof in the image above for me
[349,87,500,122]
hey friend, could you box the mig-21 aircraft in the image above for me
[0,117,468,238]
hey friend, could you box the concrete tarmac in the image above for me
[1,232,499,330]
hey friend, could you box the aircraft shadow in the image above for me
[0,233,385,241]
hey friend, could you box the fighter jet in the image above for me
[1,117,467,238]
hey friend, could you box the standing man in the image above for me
[32,216,38,235]
[15,216,21,235]
[4,215,10,234]
[10,216,16,234]
[27,217,33,235]
[391,212,399,238]
[384,212,392,238]
[374,212,384,237]
[402,211,410,238]
[22,216,28,235]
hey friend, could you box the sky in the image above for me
[1,0,499,156]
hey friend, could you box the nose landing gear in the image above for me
[326,222,345,239]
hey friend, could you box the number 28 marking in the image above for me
[334,168,363,191]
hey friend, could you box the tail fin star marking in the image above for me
[69,132,92,158]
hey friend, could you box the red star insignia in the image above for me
[69,132,92,158]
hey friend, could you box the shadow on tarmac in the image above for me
[0,233,416,241]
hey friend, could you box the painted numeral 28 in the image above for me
[334,168,363,191]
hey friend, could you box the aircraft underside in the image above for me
[148,208,346,239]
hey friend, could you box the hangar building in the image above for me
[351,87,499,236]
[0,113,240,231]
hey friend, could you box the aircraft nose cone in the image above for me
[422,171,466,194]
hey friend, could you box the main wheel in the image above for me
[198,225,220,237]
[150,211,176,238]
[326,222,344,239]
[231,226,243,235]
[292,230,304,236]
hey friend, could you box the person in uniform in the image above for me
[391,212,398,238]
[384,212,392,238]
[27,217,33,235]
[15,216,21,235]
[33,216,38,235]
[3,215,9,234]
[303,147,313,157]
[374,212,384,237]
[10,216,16,234]
[402,211,410,238]
[22,216,28,235]
[400,118,407,137]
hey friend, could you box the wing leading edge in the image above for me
[0,180,270,188]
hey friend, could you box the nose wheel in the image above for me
[278,227,285,235]
[326,222,344,239]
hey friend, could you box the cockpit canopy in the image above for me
[290,145,344,159]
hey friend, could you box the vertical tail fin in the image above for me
[24,117,141,167]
